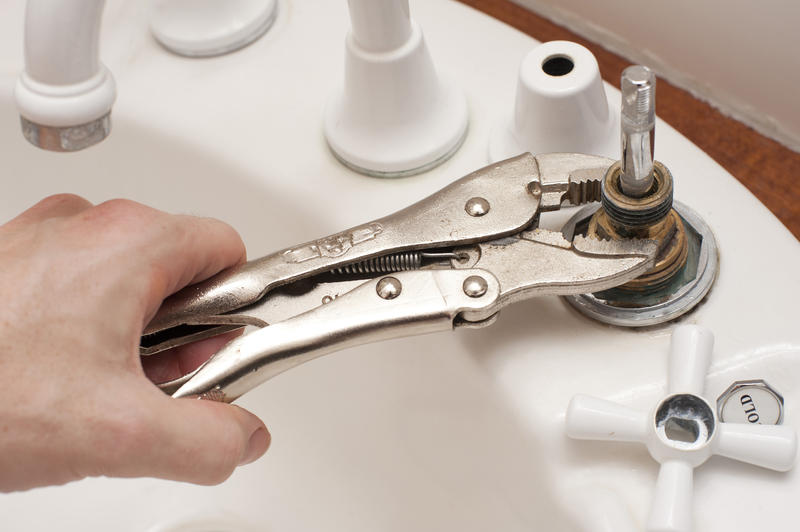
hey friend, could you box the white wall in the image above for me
[512,0,800,152]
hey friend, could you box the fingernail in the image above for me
[240,427,270,466]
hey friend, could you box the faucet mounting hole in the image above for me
[542,55,574,77]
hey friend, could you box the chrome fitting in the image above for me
[620,65,656,198]
[20,112,111,152]
[717,380,784,425]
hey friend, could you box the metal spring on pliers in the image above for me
[332,252,463,275]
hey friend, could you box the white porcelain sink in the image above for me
[1,1,798,530]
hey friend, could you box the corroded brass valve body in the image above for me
[587,161,689,294]
[561,65,718,326]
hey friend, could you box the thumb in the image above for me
[110,391,270,485]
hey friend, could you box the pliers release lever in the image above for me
[141,153,657,402]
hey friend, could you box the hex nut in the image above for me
[716,379,784,425]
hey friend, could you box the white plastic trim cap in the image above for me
[15,66,116,128]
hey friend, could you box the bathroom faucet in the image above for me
[15,0,116,152]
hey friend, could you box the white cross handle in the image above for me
[566,325,797,532]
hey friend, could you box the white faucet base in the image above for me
[489,40,618,162]
[324,1,468,178]
[150,0,277,58]
[15,66,116,151]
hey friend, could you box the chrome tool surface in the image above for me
[141,153,658,402]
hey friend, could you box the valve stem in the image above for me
[620,65,656,198]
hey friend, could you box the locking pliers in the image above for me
[141,153,657,402]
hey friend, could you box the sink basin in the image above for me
[1,1,798,530]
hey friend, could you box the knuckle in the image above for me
[83,199,168,240]
[40,193,91,210]
[95,198,149,221]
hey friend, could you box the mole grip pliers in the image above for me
[141,153,657,402]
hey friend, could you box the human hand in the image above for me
[0,194,269,492]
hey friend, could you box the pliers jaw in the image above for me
[142,153,657,402]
